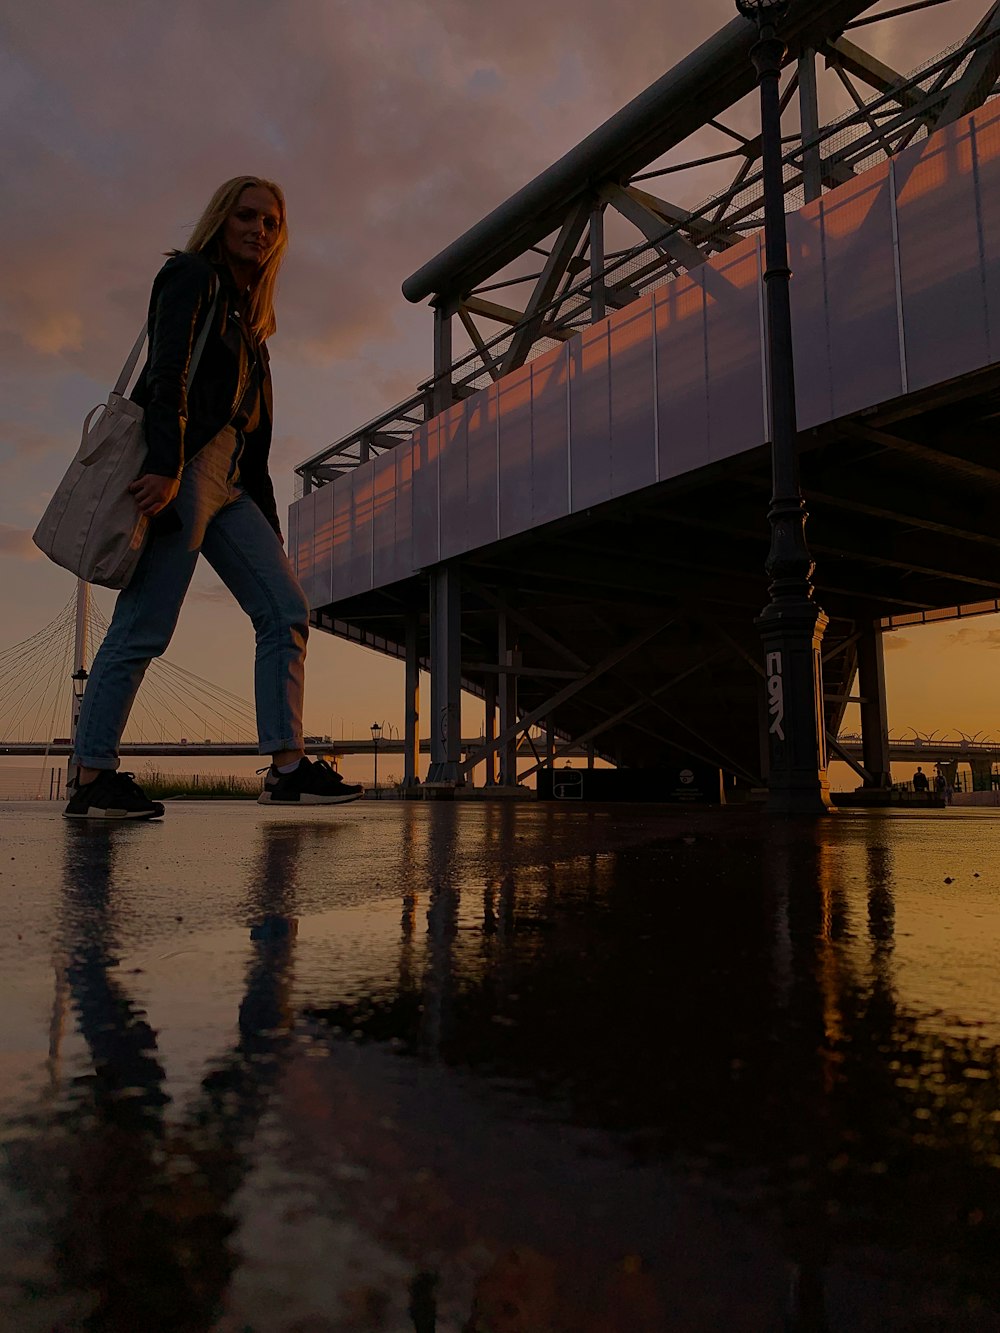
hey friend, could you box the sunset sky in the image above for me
[3,0,999,785]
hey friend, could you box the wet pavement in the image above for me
[2,800,1000,1331]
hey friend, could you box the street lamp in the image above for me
[371,721,383,798]
[70,668,88,745]
[737,0,832,813]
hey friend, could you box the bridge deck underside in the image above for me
[312,365,1000,783]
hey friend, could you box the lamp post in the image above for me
[737,0,832,813]
[371,721,383,798]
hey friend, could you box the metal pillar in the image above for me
[970,757,993,792]
[426,566,463,784]
[741,0,832,814]
[545,717,556,771]
[432,302,454,416]
[402,615,421,787]
[589,202,606,322]
[857,624,891,789]
[498,613,518,786]
[798,47,823,204]
[483,677,499,785]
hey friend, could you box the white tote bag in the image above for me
[33,287,218,590]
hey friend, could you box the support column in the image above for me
[483,677,499,786]
[857,623,891,789]
[589,202,606,322]
[545,717,556,770]
[432,302,455,416]
[749,15,832,814]
[402,614,421,788]
[970,757,993,792]
[426,566,463,784]
[798,48,823,204]
[498,613,518,786]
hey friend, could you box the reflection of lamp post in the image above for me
[737,0,831,814]
[371,721,383,798]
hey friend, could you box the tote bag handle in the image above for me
[111,279,220,398]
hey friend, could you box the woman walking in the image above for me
[66,176,361,818]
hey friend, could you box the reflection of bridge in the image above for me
[290,1,1000,798]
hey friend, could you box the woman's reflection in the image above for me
[44,821,301,1331]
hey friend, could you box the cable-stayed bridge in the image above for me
[0,587,551,764]
[0,588,259,757]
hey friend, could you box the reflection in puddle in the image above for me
[2,805,1000,1329]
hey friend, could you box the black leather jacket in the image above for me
[131,251,281,536]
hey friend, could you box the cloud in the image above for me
[883,635,910,652]
[0,525,42,560]
[948,626,1000,649]
[0,420,64,459]
[0,0,735,395]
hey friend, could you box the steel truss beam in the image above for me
[933,1,1000,128]
[298,5,1000,485]
[458,616,676,777]
[516,649,734,782]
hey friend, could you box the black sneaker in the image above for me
[258,757,363,806]
[64,770,165,821]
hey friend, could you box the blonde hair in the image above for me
[184,176,288,341]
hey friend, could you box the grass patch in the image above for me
[139,768,261,800]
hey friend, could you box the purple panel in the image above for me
[568,323,612,511]
[286,495,299,567]
[498,365,533,537]
[530,347,570,524]
[310,483,334,598]
[394,444,415,580]
[372,451,401,587]
[704,240,766,461]
[290,490,315,593]
[439,404,469,560]
[411,421,441,569]
[308,484,335,608]
[972,101,1000,365]
[789,207,833,431]
[466,386,499,547]
[608,297,656,496]
[348,467,374,595]
[895,117,988,392]
[330,480,353,603]
[653,274,708,481]
[287,492,304,580]
[819,162,902,418]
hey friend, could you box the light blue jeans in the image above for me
[73,427,308,770]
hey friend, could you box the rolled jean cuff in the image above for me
[70,755,120,772]
[257,734,304,755]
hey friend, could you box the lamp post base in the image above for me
[757,597,834,815]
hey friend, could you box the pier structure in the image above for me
[286,1,1000,801]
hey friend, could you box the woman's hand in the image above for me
[129,473,180,517]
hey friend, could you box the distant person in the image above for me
[912,766,929,793]
[65,177,362,819]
